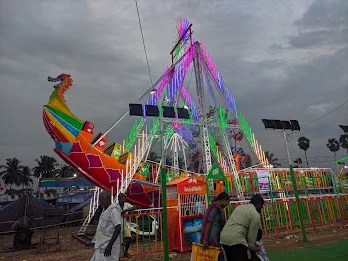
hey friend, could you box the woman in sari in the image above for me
[200,192,230,248]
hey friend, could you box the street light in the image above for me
[129,103,190,261]
[261,119,308,242]
[149,89,157,95]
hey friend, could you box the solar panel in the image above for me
[280,120,292,130]
[177,107,190,119]
[162,106,176,118]
[129,104,143,116]
[272,120,283,130]
[339,125,348,133]
[290,120,300,131]
[145,105,159,117]
[261,119,275,129]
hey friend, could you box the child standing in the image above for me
[249,229,270,261]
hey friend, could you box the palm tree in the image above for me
[19,166,34,189]
[326,138,340,174]
[33,155,58,178]
[264,151,281,167]
[339,134,348,155]
[298,136,310,167]
[0,158,23,189]
[326,138,340,158]
[56,165,76,178]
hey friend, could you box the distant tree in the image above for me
[165,156,172,166]
[298,136,310,167]
[178,157,186,170]
[19,166,34,189]
[0,158,23,189]
[56,165,75,178]
[339,134,348,155]
[147,152,160,162]
[326,138,340,159]
[33,155,58,178]
[264,151,281,167]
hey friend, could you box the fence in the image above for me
[231,168,346,199]
[229,194,348,236]
[0,196,347,256]
[120,194,348,256]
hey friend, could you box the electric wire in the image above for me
[301,98,348,127]
[135,0,153,87]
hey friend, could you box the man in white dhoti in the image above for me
[91,192,126,261]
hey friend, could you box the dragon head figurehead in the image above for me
[44,73,83,143]
[48,73,73,104]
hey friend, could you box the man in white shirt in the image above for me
[91,192,126,261]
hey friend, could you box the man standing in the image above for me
[91,192,127,261]
[220,195,264,261]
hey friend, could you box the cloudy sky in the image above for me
[1,0,347,170]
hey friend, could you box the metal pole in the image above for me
[282,130,308,242]
[160,118,170,261]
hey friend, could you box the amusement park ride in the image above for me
[42,18,346,246]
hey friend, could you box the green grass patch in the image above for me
[268,240,348,261]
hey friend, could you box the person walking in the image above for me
[220,195,264,261]
[91,192,127,261]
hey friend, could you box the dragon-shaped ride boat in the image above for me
[43,74,159,207]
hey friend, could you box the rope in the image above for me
[134,0,153,87]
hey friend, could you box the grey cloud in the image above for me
[294,0,348,29]
[289,0,348,48]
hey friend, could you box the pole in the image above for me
[160,119,170,261]
[282,130,308,242]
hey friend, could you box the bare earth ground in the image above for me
[0,224,347,261]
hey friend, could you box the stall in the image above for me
[166,178,207,252]
[205,163,230,204]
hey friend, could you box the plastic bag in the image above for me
[190,242,220,261]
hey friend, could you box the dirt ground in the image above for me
[0,224,347,261]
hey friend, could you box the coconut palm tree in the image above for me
[326,138,341,174]
[0,158,23,189]
[56,165,76,178]
[19,166,34,189]
[298,136,310,167]
[339,134,348,155]
[264,151,281,167]
[33,155,58,178]
[326,138,340,159]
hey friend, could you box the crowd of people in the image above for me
[201,192,269,261]
[90,191,268,261]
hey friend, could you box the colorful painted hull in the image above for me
[43,74,159,207]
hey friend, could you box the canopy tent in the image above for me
[0,193,64,232]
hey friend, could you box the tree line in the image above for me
[0,155,76,190]
[265,134,348,168]
[296,134,348,167]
